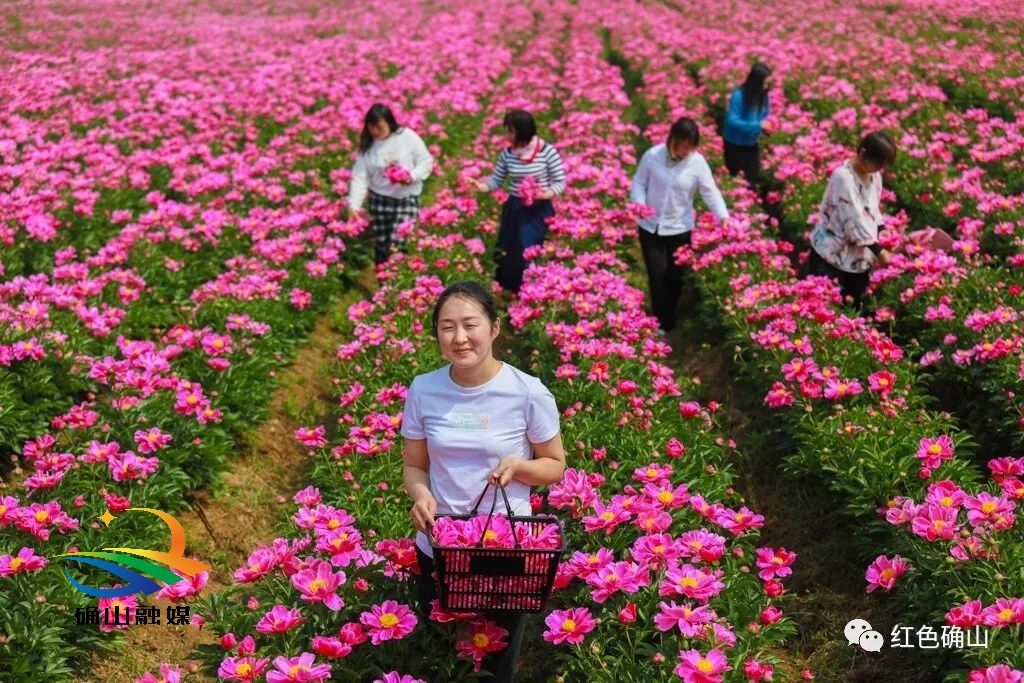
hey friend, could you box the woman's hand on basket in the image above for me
[411,492,437,533]
[488,457,520,487]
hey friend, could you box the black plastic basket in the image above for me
[429,483,565,614]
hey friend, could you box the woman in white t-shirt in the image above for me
[401,280,566,683]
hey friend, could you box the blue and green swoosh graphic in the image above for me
[57,507,212,598]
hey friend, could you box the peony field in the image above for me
[2,0,1024,681]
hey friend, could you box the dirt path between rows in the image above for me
[79,271,375,683]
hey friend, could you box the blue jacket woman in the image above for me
[723,63,772,186]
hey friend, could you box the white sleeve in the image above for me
[630,151,651,206]
[526,380,560,444]
[408,130,434,183]
[400,377,425,439]
[697,157,729,222]
[347,154,369,210]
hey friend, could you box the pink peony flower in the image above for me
[0,547,48,576]
[384,165,413,185]
[266,653,332,683]
[290,559,346,610]
[154,565,209,601]
[865,555,910,593]
[373,674,426,683]
[675,648,731,683]
[359,600,417,645]
[455,618,509,671]
[256,605,305,634]
[134,428,172,454]
[542,607,597,645]
[217,656,270,682]
[755,547,797,581]
[136,664,182,683]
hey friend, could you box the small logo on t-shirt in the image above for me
[448,412,489,430]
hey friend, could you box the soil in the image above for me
[76,281,371,683]
[667,321,949,683]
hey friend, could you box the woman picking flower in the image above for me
[806,130,897,310]
[475,109,566,294]
[348,103,434,266]
[723,62,773,186]
[630,117,730,334]
[401,280,566,683]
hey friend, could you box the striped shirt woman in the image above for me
[477,109,566,294]
[485,138,566,198]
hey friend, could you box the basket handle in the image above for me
[470,482,521,549]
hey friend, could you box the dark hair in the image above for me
[858,131,897,169]
[741,62,772,114]
[667,117,700,147]
[431,281,500,337]
[359,103,401,154]
[503,109,537,147]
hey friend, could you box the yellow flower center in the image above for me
[927,444,942,455]
[880,568,894,582]
[328,519,340,529]
[483,530,498,541]
[933,520,946,531]
[981,502,997,514]
[561,619,577,632]
[696,659,714,674]
[653,544,665,554]
[587,555,599,564]
[473,633,491,648]
[35,510,49,522]
[657,491,674,504]
[940,496,953,507]
[10,558,24,570]
[604,573,618,584]
[600,511,615,521]
[379,613,399,628]
[309,579,327,592]
[236,664,252,677]
[679,577,699,589]
[999,608,1013,621]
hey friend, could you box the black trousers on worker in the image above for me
[414,546,527,683]
[495,196,555,294]
[806,248,870,310]
[639,226,692,333]
[724,141,761,187]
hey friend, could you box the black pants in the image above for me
[495,196,555,294]
[806,249,870,310]
[639,227,691,332]
[415,546,527,683]
[724,141,760,186]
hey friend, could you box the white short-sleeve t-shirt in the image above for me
[401,362,561,557]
